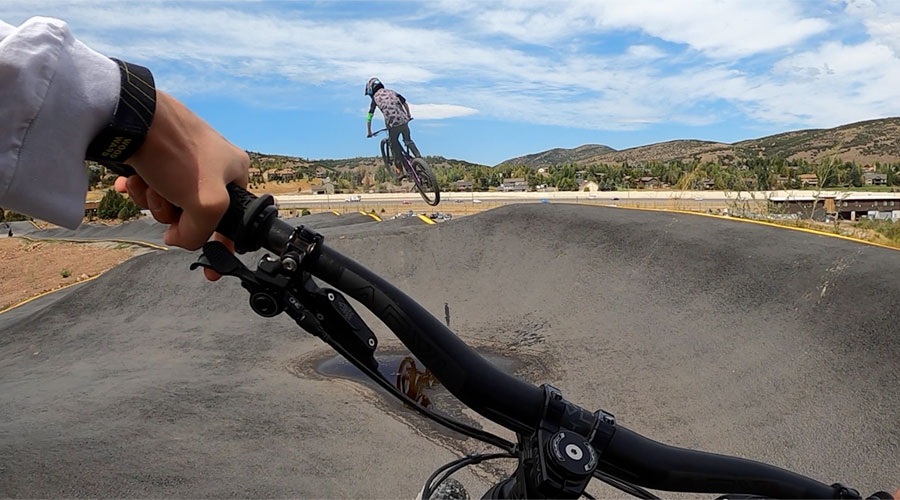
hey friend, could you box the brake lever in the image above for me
[192,240,379,371]
[190,241,259,284]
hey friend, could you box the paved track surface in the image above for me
[1,204,898,498]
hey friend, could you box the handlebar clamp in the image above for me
[500,385,614,499]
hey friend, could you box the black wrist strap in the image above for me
[85,58,156,175]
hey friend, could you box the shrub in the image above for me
[98,189,142,220]
[3,210,30,222]
[857,218,900,243]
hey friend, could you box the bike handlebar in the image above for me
[212,183,857,499]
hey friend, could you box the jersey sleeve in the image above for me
[0,17,119,228]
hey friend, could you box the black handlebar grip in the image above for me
[214,183,257,241]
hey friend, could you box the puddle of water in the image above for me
[316,350,520,428]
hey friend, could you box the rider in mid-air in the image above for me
[365,77,420,180]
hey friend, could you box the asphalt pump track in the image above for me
[1,204,897,498]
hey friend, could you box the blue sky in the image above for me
[5,1,900,165]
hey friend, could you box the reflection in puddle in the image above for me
[396,356,438,407]
[316,350,519,414]
[316,353,443,408]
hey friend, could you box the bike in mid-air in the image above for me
[370,127,440,206]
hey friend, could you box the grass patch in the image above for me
[855,218,900,243]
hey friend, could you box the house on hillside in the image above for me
[249,168,264,184]
[864,172,888,186]
[454,180,473,191]
[270,168,296,182]
[313,181,335,195]
[579,180,599,192]
[798,174,818,186]
[637,176,661,189]
[499,177,527,192]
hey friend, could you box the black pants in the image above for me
[388,123,420,168]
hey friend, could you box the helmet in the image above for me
[365,77,384,97]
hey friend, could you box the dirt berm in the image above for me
[1,204,897,498]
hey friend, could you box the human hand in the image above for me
[114,90,249,281]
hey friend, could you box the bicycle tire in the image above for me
[411,158,440,206]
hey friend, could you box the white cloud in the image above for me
[843,0,900,57]
[3,0,900,134]
[408,104,478,120]
[441,0,829,59]
[625,45,666,61]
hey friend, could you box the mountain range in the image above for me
[250,117,900,172]
[496,117,900,168]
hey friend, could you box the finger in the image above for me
[114,176,129,193]
[145,187,180,225]
[125,175,150,209]
[202,232,236,281]
[163,188,228,250]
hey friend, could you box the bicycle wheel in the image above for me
[410,158,440,206]
[380,138,392,170]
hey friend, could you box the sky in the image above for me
[5,0,900,165]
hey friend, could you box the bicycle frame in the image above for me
[373,128,425,186]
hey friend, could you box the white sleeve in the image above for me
[0,17,119,229]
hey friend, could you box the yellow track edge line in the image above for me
[331,210,341,216]
[0,273,105,316]
[17,235,168,251]
[360,211,382,222]
[608,204,900,253]
[417,214,436,225]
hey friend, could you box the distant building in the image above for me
[637,176,662,189]
[579,180,600,192]
[798,174,818,186]
[863,172,888,186]
[313,181,335,195]
[270,168,296,182]
[249,168,264,184]
[769,194,900,221]
[499,177,527,192]
[454,180,473,191]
